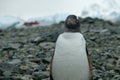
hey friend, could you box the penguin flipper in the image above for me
[86,47,93,80]
[50,56,54,80]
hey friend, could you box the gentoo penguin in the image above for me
[50,15,92,80]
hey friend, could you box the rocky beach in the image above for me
[0,18,120,80]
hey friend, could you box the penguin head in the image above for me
[65,15,80,29]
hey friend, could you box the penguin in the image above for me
[50,15,92,80]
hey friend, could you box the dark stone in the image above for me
[31,37,45,45]
[3,71,12,77]
[32,71,49,80]
[2,43,21,51]
[0,76,22,80]
[36,51,46,58]
[7,59,21,65]
[0,69,3,76]
[39,63,47,71]
[33,63,47,71]
[42,58,51,64]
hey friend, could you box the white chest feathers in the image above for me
[52,32,89,80]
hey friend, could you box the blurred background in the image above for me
[0,0,120,29]
[0,0,120,80]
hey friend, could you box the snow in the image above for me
[81,0,120,21]
[0,16,24,29]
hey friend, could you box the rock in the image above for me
[34,64,46,72]
[114,67,120,73]
[21,75,33,80]
[42,78,50,80]
[0,77,11,80]
[7,51,15,59]
[2,43,21,50]
[109,27,120,34]
[29,58,42,63]
[18,32,26,37]
[20,65,30,71]
[107,58,116,65]
[93,69,103,79]
[116,35,120,40]
[42,57,51,64]
[0,62,20,73]
[0,69,3,76]
[33,63,47,71]
[109,70,115,76]
[31,37,45,44]
[111,75,120,80]
[0,29,3,32]
[36,51,46,58]
[39,63,47,71]
[47,33,59,42]
[89,36,96,41]
[18,39,28,45]
[32,71,49,79]
[100,29,111,35]
[26,55,34,58]
[98,78,103,80]
[0,33,4,36]
[3,71,12,77]
[105,63,115,70]
[26,48,36,54]
[7,59,21,65]
[39,42,55,50]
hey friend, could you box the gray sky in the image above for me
[0,0,120,19]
